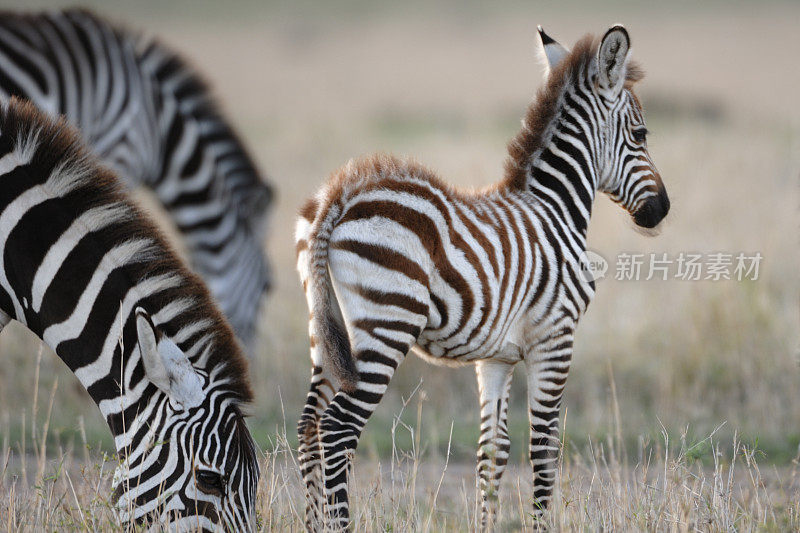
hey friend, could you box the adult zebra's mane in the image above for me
[0,97,253,404]
[503,34,644,191]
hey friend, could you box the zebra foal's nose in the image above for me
[633,189,669,229]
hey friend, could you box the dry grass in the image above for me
[1,375,798,530]
[0,0,799,530]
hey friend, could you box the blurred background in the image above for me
[0,0,797,501]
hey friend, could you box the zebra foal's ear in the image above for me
[596,24,631,96]
[537,25,569,75]
[135,307,205,409]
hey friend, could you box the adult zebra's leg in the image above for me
[475,359,515,531]
[524,326,574,520]
[318,312,425,530]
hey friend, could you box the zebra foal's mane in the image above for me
[0,97,253,404]
[504,34,644,191]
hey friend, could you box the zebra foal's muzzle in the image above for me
[632,185,670,229]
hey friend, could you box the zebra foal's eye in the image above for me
[632,128,648,144]
[196,469,226,495]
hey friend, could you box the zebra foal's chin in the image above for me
[0,98,259,531]
[296,24,669,531]
[0,8,273,350]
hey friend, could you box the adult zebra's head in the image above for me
[112,308,259,531]
[539,25,670,230]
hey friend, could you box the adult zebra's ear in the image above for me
[597,25,631,97]
[537,25,569,75]
[135,307,205,410]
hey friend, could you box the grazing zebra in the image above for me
[296,25,670,530]
[0,98,260,530]
[0,8,273,348]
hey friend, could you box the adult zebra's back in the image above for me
[296,25,670,530]
[0,97,259,530]
[0,8,273,348]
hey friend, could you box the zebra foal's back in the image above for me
[298,154,537,363]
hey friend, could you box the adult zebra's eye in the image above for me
[632,128,648,144]
[195,469,225,495]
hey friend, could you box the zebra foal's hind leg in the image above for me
[316,266,428,529]
[297,363,336,530]
[297,215,338,530]
[317,324,422,530]
[475,359,515,531]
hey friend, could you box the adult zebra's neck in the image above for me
[136,38,273,346]
[504,35,602,242]
[0,8,273,347]
[0,99,252,444]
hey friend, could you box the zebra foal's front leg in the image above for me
[475,360,515,531]
[524,326,574,521]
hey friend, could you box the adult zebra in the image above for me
[296,25,670,530]
[0,8,273,348]
[0,98,259,530]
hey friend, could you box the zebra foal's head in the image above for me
[112,308,260,531]
[539,24,670,230]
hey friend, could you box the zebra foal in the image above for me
[0,8,273,347]
[296,25,670,529]
[0,98,259,531]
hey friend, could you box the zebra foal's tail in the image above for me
[300,195,359,392]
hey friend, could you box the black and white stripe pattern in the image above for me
[0,98,259,531]
[295,25,669,530]
[0,8,273,348]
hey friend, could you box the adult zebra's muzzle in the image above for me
[633,187,670,229]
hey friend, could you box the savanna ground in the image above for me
[0,0,798,530]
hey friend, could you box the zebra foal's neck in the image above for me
[503,38,606,239]
[0,98,251,438]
